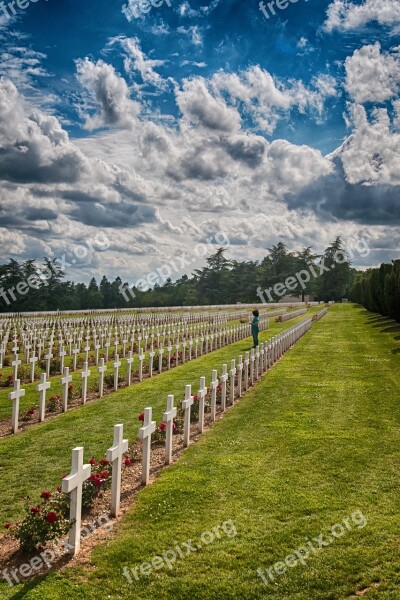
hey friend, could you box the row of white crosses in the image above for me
[5,317,271,434]
[60,315,317,556]
[4,319,269,422]
[3,316,266,382]
[6,309,317,438]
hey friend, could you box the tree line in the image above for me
[350,260,400,322]
[0,238,357,312]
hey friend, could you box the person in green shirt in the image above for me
[250,309,260,348]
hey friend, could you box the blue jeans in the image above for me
[252,329,259,347]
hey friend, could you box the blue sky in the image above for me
[0,0,399,282]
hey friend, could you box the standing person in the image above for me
[250,309,260,348]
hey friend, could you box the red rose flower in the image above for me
[89,457,97,465]
[27,407,35,415]
[100,471,109,479]
[159,422,167,431]
[4,523,11,529]
[31,507,40,514]
[193,395,198,402]
[99,459,109,466]
[56,486,62,493]
[138,412,145,422]
[40,491,52,500]
[172,422,177,430]
[124,458,131,466]
[7,375,13,382]
[46,512,58,524]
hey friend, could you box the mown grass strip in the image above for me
[2,305,399,599]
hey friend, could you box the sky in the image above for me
[0,0,399,285]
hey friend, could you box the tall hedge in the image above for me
[350,260,400,322]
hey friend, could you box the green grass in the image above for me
[2,304,399,599]
[0,310,320,529]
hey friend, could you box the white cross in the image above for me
[188,339,193,361]
[113,354,122,391]
[44,351,53,378]
[61,367,72,412]
[59,346,67,373]
[138,407,156,486]
[182,384,194,448]
[126,351,134,386]
[175,344,180,366]
[107,424,129,517]
[210,369,219,422]
[229,359,237,405]
[167,343,172,369]
[104,340,110,362]
[61,447,91,556]
[36,372,50,422]
[9,379,25,433]
[25,343,31,364]
[80,362,91,404]
[182,341,186,364]
[94,343,100,365]
[12,354,21,381]
[198,376,208,434]
[158,344,164,374]
[29,354,38,383]
[148,349,155,378]
[163,394,177,465]
[72,345,79,371]
[220,364,228,412]
[250,348,255,386]
[237,355,243,398]
[138,347,145,382]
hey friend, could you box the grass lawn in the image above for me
[4,304,397,599]
[0,310,320,528]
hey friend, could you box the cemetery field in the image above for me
[0,309,319,525]
[2,303,400,599]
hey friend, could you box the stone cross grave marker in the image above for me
[198,376,208,434]
[80,362,91,404]
[182,384,194,448]
[61,367,72,412]
[36,372,50,422]
[29,353,38,383]
[61,447,91,556]
[113,354,121,391]
[163,394,177,465]
[12,353,21,381]
[126,351,133,386]
[106,424,129,517]
[97,358,107,397]
[220,364,228,412]
[229,359,236,405]
[9,379,25,434]
[138,407,156,486]
[210,369,219,421]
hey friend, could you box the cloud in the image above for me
[345,43,400,103]
[177,25,204,46]
[211,66,337,133]
[111,36,168,90]
[175,77,242,132]
[334,102,400,186]
[324,0,400,33]
[75,58,140,130]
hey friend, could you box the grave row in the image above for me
[7,317,272,433]
[0,311,277,377]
